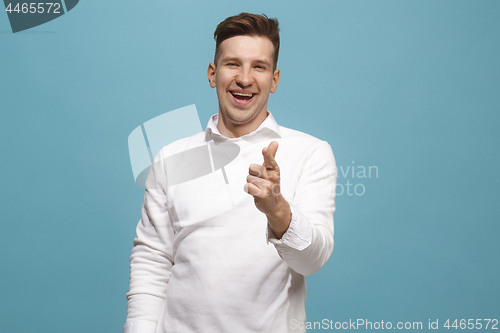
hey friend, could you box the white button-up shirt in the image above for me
[124,112,337,333]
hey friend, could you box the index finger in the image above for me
[262,141,279,170]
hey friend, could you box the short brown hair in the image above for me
[213,13,280,70]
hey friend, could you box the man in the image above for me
[124,13,337,333]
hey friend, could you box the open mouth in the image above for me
[230,91,256,104]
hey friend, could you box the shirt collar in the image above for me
[204,111,282,142]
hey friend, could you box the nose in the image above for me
[235,66,254,87]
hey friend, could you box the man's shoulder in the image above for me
[277,124,335,163]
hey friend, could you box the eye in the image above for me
[227,63,238,67]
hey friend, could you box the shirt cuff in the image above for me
[123,320,156,333]
[266,203,312,251]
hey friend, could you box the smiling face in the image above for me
[208,35,280,138]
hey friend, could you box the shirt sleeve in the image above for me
[123,320,156,333]
[267,140,337,276]
[124,149,175,332]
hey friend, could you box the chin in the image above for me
[228,108,260,123]
[227,113,254,125]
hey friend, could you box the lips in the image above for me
[230,91,256,105]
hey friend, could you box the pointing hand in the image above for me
[244,141,291,238]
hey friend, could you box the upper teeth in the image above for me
[233,92,253,97]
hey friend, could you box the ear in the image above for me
[207,63,217,88]
[270,68,280,94]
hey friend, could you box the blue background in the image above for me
[1,1,499,332]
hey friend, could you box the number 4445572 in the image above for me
[5,3,62,14]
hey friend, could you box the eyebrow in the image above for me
[221,57,240,63]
